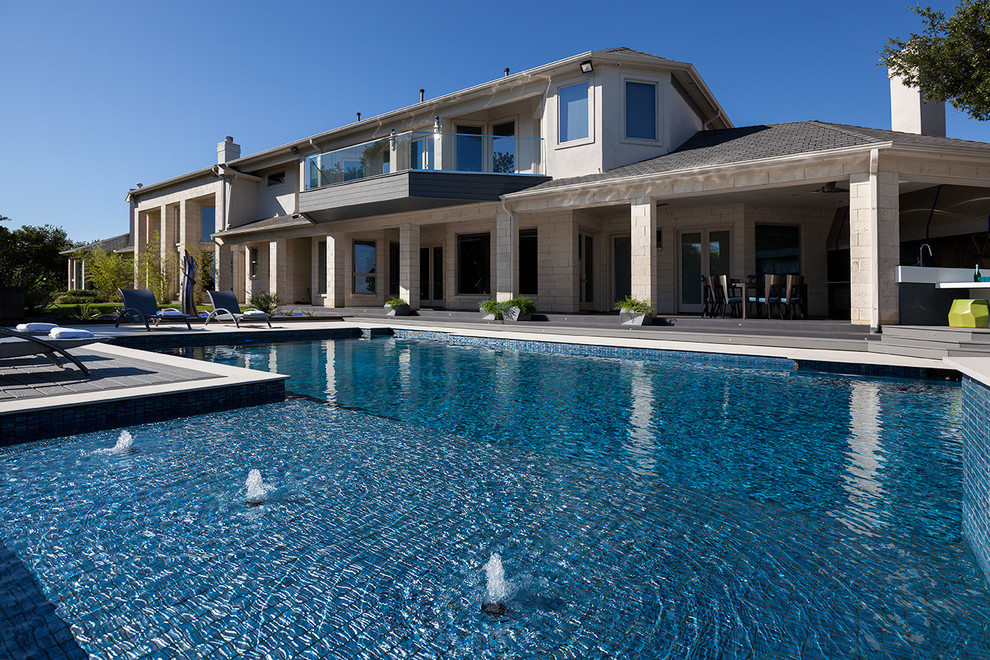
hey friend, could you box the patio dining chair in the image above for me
[702,275,718,318]
[748,274,786,319]
[116,289,193,331]
[716,275,743,318]
[204,290,272,328]
[0,327,108,376]
[781,274,805,319]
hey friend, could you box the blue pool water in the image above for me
[1,336,988,658]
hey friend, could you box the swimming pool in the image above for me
[1,336,987,658]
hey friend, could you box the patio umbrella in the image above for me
[181,254,198,317]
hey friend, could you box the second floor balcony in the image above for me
[304,131,545,190]
[298,130,549,223]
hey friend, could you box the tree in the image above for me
[0,217,74,312]
[880,1,990,121]
[137,230,178,304]
[84,246,133,302]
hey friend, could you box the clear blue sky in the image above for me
[1,0,987,244]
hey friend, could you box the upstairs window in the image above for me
[267,171,286,186]
[625,81,657,141]
[558,81,589,143]
[200,207,215,242]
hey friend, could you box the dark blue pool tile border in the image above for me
[0,380,284,447]
[386,329,959,380]
[794,359,960,381]
[963,376,990,582]
[388,329,795,369]
[111,326,362,350]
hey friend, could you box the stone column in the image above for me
[495,209,515,302]
[399,224,420,309]
[270,238,287,302]
[325,233,346,308]
[849,152,899,330]
[232,245,246,302]
[630,197,659,307]
[215,242,232,291]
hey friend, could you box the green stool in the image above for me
[948,299,990,327]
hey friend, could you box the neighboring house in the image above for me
[122,48,990,329]
[61,232,133,290]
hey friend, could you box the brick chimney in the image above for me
[217,136,241,164]
[890,74,946,137]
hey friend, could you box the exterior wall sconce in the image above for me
[580,60,593,74]
[290,146,299,155]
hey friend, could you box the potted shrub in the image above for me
[503,297,537,322]
[479,299,505,321]
[385,298,410,316]
[615,296,654,326]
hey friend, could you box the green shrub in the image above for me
[479,300,505,320]
[48,303,121,320]
[614,296,654,314]
[385,298,408,309]
[54,290,101,304]
[249,291,281,314]
[506,297,537,315]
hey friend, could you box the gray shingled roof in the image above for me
[61,232,133,255]
[214,214,312,238]
[526,121,990,192]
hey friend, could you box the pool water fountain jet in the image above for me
[110,430,135,455]
[245,469,268,508]
[481,553,507,616]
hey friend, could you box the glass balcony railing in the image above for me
[305,131,545,190]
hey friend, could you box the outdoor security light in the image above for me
[580,60,593,74]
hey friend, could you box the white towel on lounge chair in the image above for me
[243,309,268,316]
[156,309,186,318]
[16,322,58,332]
[49,327,95,339]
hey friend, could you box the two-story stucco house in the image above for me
[98,48,990,330]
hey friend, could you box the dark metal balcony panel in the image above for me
[298,171,550,222]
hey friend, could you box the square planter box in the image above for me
[385,303,410,316]
[619,308,653,326]
[502,306,532,322]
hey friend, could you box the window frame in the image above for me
[555,78,595,148]
[621,76,661,145]
[352,239,377,295]
[266,170,287,187]
[456,232,491,296]
[518,228,538,295]
[249,247,259,278]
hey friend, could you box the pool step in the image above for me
[878,326,990,359]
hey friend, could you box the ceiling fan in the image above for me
[816,181,849,194]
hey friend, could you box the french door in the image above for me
[579,232,595,310]
[679,230,730,313]
[419,246,444,307]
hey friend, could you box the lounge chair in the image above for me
[115,288,193,331]
[204,290,272,328]
[0,327,108,376]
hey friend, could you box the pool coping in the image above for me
[0,343,288,445]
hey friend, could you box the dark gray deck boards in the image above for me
[0,347,218,402]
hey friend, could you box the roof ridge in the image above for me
[809,121,888,144]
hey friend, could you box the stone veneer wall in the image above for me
[963,376,990,580]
